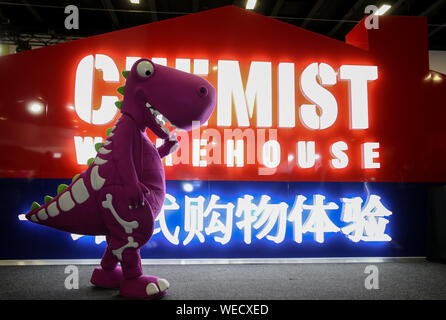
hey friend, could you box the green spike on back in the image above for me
[115,101,123,110]
[106,128,112,136]
[95,142,103,152]
[44,195,53,204]
[57,184,68,194]
[72,174,79,183]
[87,158,94,166]
[117,86,125,95]
[122,70,130,79]
[30,201,40,211]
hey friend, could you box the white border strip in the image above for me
[0,257,426,266]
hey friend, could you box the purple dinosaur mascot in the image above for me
[25,58,216,299]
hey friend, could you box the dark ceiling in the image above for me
[0,0,445,50]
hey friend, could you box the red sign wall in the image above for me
[0,6,445,182]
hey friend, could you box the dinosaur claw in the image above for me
[169,133,177,141]
[146,283,159,296]
[157,278,170,292]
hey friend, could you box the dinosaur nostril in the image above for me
[198,86,208,97]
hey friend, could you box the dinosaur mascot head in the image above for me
[121,58,216,138]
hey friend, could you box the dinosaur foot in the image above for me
[120,275,169,299]
[90,266,123,288]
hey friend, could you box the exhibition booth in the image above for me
[0,6,445,262]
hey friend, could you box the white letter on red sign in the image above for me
[330,141,349,169]
[296,141,316,168]
[226,139,244,167]
[278,63,295,128]
[299,63,338,130]
[217,60,272,128]
[74,54,119,125]
[73,136,103,165]
[340,65,378,130]
[362,142,380,169]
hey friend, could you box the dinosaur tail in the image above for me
[25,170,107,235]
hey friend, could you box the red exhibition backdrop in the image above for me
[0,6,445,182]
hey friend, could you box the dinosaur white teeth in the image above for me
[156,114,166,125]
[161,127,170,135]
[145,102,151,108]
[148,106,174,132]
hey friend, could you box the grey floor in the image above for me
[1,261,446,299]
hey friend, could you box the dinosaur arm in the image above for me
[157,134,179,158]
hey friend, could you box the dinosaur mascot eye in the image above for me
[136,60,154,78]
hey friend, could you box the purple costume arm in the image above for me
[156,134,179,158]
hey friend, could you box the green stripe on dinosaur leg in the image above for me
[30,201,40,211]
[72,173,79,183]
[44,195,53,203]
[122,70,130,79]
[95,142,103,152]
[87,158,94,166]
[57,184,68,194]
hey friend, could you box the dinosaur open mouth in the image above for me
[145,102,178,134]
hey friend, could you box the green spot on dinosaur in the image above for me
[30,201,40,211]
[72,173,79,182]
[44,195,53,203]
[106,128,112,136]
[115,100,123,110]
[122,70,130,79]
[95,142,103,152]
[117,86,125,95]
[87,158,94,166]
[57,184,68,194]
